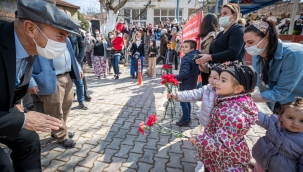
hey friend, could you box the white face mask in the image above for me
[219,15,232,28]
[136,37,141,41]
[33,24,67,59]
[86,33,90,37]
[245,38,267,56]
[109,35,114,39]
[96,37,101,41]
[95,32,99,34]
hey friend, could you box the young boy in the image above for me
[174,40,200,127]
[132,52,140,78]
[165,42,177,72]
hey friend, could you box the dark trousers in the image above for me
[174,56,179,69]
[31,94,45,113]
[0,129,41,172]
[83,76,89,96]
[156,55,165,65]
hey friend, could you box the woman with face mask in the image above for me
[128,32,145,78]
[196,4,245,65]
[93,34,108,79]
[106,32,114,74]
[244,19,303,112]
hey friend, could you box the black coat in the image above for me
[175,50,200,91]
[159,34,168,56]
[129,41,145,57]
[68,33,85,64]
[209,24,245,63]
[165,49,177,63]
[0,21,26,139]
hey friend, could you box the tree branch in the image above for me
[112,0,128,13]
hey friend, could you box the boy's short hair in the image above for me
[183,40,197,49]
[167,41,172,45]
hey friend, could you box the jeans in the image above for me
[74,79,85,103]
[111,54,120,75]
[130,56,144,76]
[180,102,191,123]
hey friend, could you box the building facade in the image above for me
[120,0,201,26]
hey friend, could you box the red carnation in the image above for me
[138,121,145,135]
[147,114,157,127]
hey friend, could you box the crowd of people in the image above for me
[1,0,303,171]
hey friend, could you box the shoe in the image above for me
[59,138,76,148]
[176,120,190,127]
[112,75,116,79]
[104,75,107,78]
[132,75,135,79]
[51,132,74,138]
[85,94,92,101]
[115,76,119,80]
[119,72,122,74]
[97,76,100,80]
[79,102,88,110]
[151,76,155,79]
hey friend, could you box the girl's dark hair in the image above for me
[151,40,156,48]
[278,97,303,115]
[244,18,278,85]
[197,14,219,38]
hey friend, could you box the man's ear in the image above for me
[234,85,245,94]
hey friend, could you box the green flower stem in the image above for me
[145,122,190,139]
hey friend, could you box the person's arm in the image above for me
[258,52,303,103]
[256,111,274,130]
[77,35,85,63]
[175,87,205,102]
[211,26,245,63]
[141,42,145,57]
[200,36,214,54]
[174,58,190,81]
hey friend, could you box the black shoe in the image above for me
[60,138,76,148]
[115,76,119,80]
[112,75,116,79]
[132,75,135,79]
[51,132,74,138]
[85,94,92,102]
[176,120,190,127]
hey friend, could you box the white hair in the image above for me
[161,29,167,35]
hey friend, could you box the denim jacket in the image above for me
[252,39,303,110]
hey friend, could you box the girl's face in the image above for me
[208,70,220,88]
[280,107,303,133]
[150,41,153,46]
[136,34,141,39]
[216,72,243,97]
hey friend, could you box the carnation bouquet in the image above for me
[138,114,189,138]
[162,64,173,74]
[161,74,178,118]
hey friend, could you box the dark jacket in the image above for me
[129,41,145,56]
[165,48,177,64]
[0,21,27,139]
[148,46,158,57]
[159,34,169,56]
[68,33,85,64]
[93,41,105,56]
[209,24,245,63]
[175,50,200,91]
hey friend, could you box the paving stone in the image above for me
[137,162,153,172]
[114,117,126,125]
[107,138,124,150]
[125,115,137,122]
[147,130,159,139]
[155,145,169,159]
[90,140,109,152]
[144,138,158,150]
[42,160,65,172]
[182,162,196,172]
[157,135,170,145]
[139,149,156,163]
[121,121,133,129]
[103,119,115,127]
[114,129,129,139]
[58,156,84,171]
[108,124,122,133]
[90,161,109,172]
[115,145,133,158]
[169,141,183,154]
[78,152,100,168]
[74,144,95,157]
[166,167,183,172]
[74,137,89,149]
[181,140,196,150]
[41,151,62,167]
[122,153,142,169]
[120,167,137,172]
[150,157,168,172]
[181,149,197,163]
[41,143,59,153]
[86,134,103,146]
[127,127,140,136]
[167,153,183,169]
[74,166,90,172]
[101,131,116,142]
[135,132,147,142]
[55,148,78,162]
[97,149,118,163]
[130,142,146,154]
[121,135,137,146]
[103,157,126,171]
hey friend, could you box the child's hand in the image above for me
[188,136,196,145]
[167,93,178,100]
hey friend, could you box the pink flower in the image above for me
[138,121,145,135]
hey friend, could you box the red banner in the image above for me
[181,11,203,57]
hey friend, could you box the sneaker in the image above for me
[59,138,76,148]
[79,102,88,110]
[176,120,190,127]
[85,94,92,101]
[195,161,204,172]
[151,76,156,79]
[97,76,101,80]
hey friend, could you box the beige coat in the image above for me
[199,31,216,73]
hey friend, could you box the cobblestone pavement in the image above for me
[2,66,272,172]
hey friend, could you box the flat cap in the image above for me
[17,0,80,36]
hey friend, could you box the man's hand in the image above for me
[80,72,84,79]
[24,111,63,132]
[15,104,24,112]
[128,52,132,55]
[188,136,197,145]
[28,86,39,94]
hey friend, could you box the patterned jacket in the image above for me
[196,94,258,172]
[176,84,216,127]
[252,112,303,172]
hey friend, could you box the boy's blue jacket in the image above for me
[175,50,200,91]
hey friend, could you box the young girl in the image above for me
[252,97,303,172]
[189,64,259,171]
[147,40,158,78]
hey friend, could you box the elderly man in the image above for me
[0,0,80,171]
